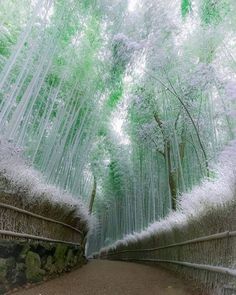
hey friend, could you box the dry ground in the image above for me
[15,259,200,295]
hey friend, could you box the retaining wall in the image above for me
[0,240,85,294]
[0,141,91,293]
[0,194,89,294]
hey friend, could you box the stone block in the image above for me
[0,241,22,258]
[54,244,68,273]
[25,251,45,283]
[0,258,8,284]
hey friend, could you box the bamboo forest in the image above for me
[0,1,235,294]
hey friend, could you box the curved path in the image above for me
[16,260,200,295]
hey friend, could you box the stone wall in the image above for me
[0,145,91,294]
[0,240,86,294]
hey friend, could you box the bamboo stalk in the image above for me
[89,177,97,214]
[143,68,209,176]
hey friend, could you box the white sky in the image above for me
[111,115,130,145]
[128,0,140,12]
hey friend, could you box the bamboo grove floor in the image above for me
[15,259,200,295]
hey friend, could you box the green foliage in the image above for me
[107,86,123,109]
[45,73,60,88]
[0,0,32,59]
[200,0,230,25]
[0,38,11,57]
[181,0,192,18]
[108,160,121,195]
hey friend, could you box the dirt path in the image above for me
[16,260,199,295]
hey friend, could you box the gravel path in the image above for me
[16,260,200,295]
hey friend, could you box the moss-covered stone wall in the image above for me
[0,240,86,294]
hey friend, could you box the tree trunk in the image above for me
[166,143,177,211]
[89,176,97,214]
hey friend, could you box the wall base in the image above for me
[0,240,86,294]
